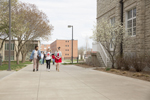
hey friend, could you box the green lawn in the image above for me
[0,61,32,71]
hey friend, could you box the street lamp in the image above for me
[68,25,73,64]
[8,0,11,71]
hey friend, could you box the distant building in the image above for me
[41,44,50,52]
[50,40,78,59]
[0,39,40,61]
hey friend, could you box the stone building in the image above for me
[97,0,150,56]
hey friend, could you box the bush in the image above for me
[105,67,111,71]
[131,55,146,72]
[116,55,130,71]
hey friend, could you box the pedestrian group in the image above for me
[30,46,62,72]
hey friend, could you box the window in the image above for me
[5,43,14,51]
[127,8,136,36]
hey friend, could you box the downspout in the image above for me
[120,0,124,57]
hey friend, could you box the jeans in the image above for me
[33,58,39,70]
[46,59,51,69]
[53,59,55,65]
[40,59,43,64]
[43,58,45,64]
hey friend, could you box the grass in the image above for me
[0,61,32,71]
[62,63,79,65]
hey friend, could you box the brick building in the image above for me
[50,40,78,59]
[41,44,50,52]
[97,0,150,56]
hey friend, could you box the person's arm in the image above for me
[30,50,34,61]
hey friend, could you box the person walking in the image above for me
[52,54,55,65]
[43,52,46,64]
[55,47,62,72]
[30,46,41,72]
[41,51,44,65]
[46,49,52,72]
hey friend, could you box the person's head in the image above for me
[47,49,51,52]
[57,47,60,51]
[35,46,38,50]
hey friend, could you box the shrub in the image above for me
[116,55,130,71]
[131,55,146,72]
[105,67,111,71]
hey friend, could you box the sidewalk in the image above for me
[0,64,150,100]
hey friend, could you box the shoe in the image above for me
[33,69,35,72]
[48,69,50,72]
[36,69,38,71]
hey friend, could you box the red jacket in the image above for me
[52,55,55,59]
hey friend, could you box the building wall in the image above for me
[50,40,78,59]
[145,0,150,55]
[40,44,50,52]
[97,0,150,56]
[0,40,40,61]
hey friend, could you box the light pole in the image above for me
[8,0,11,71]
[68,25,73,64]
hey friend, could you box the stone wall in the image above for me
[97,0,150,56]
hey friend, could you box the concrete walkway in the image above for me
[0,64,150,100]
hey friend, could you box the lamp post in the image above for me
[68,25,73,64]
[8,0,11,71]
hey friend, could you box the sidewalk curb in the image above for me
[0,71,16,81]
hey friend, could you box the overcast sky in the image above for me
[20,0,96,48]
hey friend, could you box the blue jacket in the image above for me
[30,50,41,60]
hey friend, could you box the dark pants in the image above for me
[46,59,51,69]
[43,58,45,64]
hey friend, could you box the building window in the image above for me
[127,8,136,36]
[5,43,14,51]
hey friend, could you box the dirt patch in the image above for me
[95,68,150,82]
[76,64,150,82]
[76,63,96,68]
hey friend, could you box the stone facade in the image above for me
[97,0,150,56]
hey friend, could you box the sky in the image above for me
[20,0,96,48]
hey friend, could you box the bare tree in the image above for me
[0,0,18,51]
[91,19,126,68]
[12,2,53,64]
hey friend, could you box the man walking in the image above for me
[30,46,41,72]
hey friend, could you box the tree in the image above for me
[91,19,126,68]
[12,2,53,64]
[0,0,18,51]
[78,47,85,59]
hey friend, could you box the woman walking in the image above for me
[46,49,52,72]
[55,47,62,72]
[30,46,41,72]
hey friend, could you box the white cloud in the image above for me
[20,0,96,48]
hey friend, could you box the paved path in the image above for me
[0,64,150,100]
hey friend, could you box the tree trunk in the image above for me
[111,59,115,69]
[16,53,20,64]
[21,53,27,63]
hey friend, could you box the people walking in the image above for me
[46,49,52,72]
[41,51,44,65]
[52,54,55,65]
[43,52,46,64]
[55,47,62,72]
[30,46,41,72]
